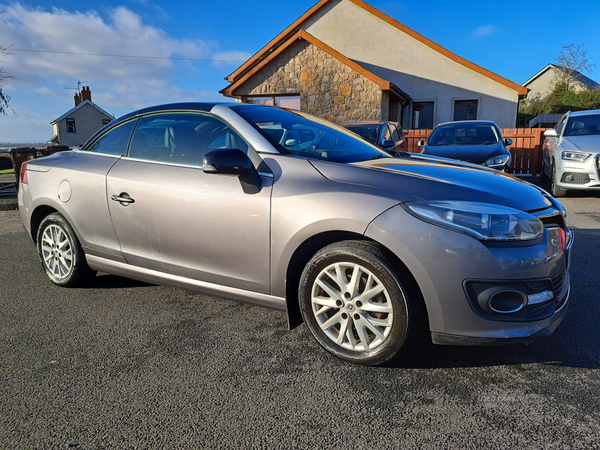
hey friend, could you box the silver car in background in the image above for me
[18,103,572,365]
[542,109,600,197]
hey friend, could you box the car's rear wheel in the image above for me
[299,241,418,365]
[551,162,567,197]
[37,213,96,287]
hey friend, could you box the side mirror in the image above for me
[504,137,513,147]
[381,139,395,149]
[544,129,558,138]
[417,139,425,147]
[203,149,262,194]
[284,139,298,147]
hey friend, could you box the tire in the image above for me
[299,240,419,365]
[36,213,96,287]
[551,163,567,197]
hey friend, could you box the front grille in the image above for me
[539,213,566,230]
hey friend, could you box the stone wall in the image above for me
[233,39,384,124]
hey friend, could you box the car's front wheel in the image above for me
[551,162,567,197]
[299,241,419,365]
[36,213,96,287]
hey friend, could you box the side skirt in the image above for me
[86,255,287,312]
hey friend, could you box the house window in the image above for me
[412,102,434,129]
[66,118,76,134]
[454,100,478,121]
[246,95,301,111]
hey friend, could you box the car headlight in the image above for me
[403,201,543,242]
[485,154,510,167]
[562,151,591,162]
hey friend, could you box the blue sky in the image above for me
[0,0,599,143]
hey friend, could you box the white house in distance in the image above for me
[522,63,600,100]
[222,0,527,129]
[49,86,114,147]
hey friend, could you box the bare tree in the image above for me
[1,14,15,115]
[554,43,595,90]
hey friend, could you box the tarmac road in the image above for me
[1,181,599,449]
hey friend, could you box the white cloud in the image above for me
[1,4,214,81]
[0,2,245,142]
[472,25,497,38]
[212,50,252,68]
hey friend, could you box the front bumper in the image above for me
[365,206,573,345]
[555,155,600,191]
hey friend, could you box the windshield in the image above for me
[233,105,389,163]
[343,125,381,145]
[427,123,500,146]
[564,114,600,136]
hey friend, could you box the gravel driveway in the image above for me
[1,183,599,449]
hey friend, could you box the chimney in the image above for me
[74,92,81,106]
[81,86,92,102]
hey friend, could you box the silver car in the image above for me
[542,109,600,197]
[18,103,572,365]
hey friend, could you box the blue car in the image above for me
[418,120,513,171]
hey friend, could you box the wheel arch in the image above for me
[30,205,59,244]
[284,231,428,333]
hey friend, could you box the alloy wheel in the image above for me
[310,261,394,351]
[40,224,74,281]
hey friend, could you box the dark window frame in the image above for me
[66,118,76,134]
[453,99,479,121]
[244,95,301,110]
[412,102,434,129]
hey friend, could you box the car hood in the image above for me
[561,135,600,153]
[422,142,506,163]
[311,155,552,212]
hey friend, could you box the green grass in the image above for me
[0,169,14,174]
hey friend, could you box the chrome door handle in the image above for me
[111,193,135,205]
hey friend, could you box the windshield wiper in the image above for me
[389,150,411,157]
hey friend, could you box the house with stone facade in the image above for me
[221,0,527,129]
[49,86,114,147]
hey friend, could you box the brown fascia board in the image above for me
[221,30,398,98]
[225,0,331,83]
[226,0,528,96]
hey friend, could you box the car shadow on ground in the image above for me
[86,273,155,289]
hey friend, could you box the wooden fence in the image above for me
[403,128,548,176]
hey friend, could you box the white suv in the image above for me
[542,110,600,197]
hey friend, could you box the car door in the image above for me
[106,111,272,293]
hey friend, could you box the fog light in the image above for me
[488,290,527,314]
[565,174,575,183]
[527,290,554,305]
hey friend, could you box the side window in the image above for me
[389,123,401,142]
[382,125,392,141]
[85,119,136,156]
[127,112,250,167]
[555,116,567,136]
